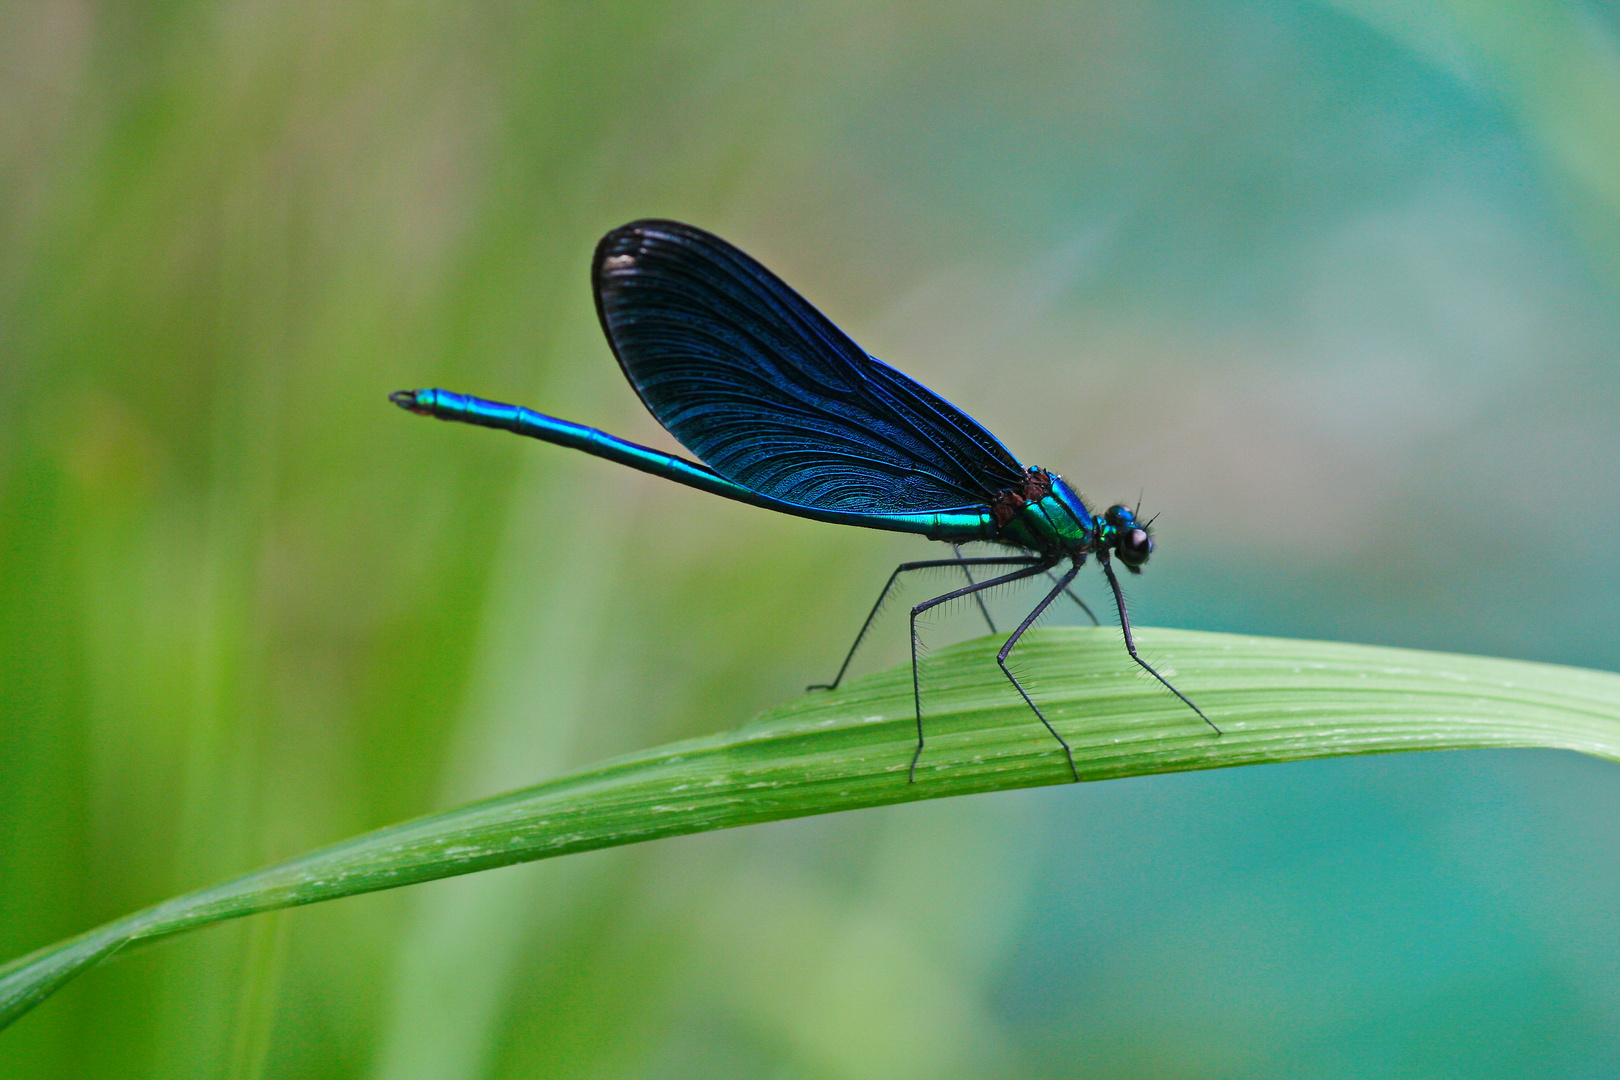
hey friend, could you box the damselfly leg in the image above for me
[809,556,1048,692]
[994,562,1085,782]
[906,558,1061,781]
[1098,553,1220,735]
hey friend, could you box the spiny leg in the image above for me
[953,543,999,634]
[997,563,1085,782]
[1048,570,1099,626]
[810,556,1046,692]
[1099,554,1221,734]
[908,558,1060,782]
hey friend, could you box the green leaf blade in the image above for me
[4,626,1618,1031]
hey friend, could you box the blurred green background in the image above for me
[6,1,1620,1076]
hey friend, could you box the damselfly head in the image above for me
[1104,504,1154,573]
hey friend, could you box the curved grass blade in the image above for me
[5,626,1620,1031]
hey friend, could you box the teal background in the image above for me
[5,2,1620,1076]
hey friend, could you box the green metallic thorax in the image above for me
[998,477,1095,555]
[922,468,1100,557]
[1001,500,1076,551]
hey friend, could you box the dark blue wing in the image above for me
[593,220,1027,515]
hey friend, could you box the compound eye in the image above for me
[1118,527,1153,566]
